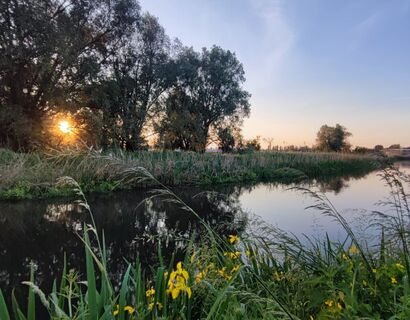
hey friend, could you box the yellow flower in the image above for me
[218,267,232,281]
[337,302,343,310]
[224,251,241,260]
[228,235,239,244]
[195,271,206,283]
[124,306,135,314]
[324,300,334,308]
[113,304,119,316]
[113,304,135,316]
[245,250,251,257]
[231,265,240,273]
[349,245,359,255]
[146,287,155,298]
[148,302,163,311]
[391,276,398,285]
[342,253,349,260]
[274,271,285,281]
[167,262,192,299]
[395,263,405,272]
[372,268,377,273]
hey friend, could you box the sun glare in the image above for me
[58,120,72,134]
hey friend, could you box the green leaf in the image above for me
[119,265,132,320]
[84,227,98,320]
[27,266,35,320]
[0,289,10,320]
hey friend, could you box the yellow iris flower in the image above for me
[228,235,239,244]
[167,262,192,299]
[113,304,135,316]
[146,287,155,298]
[349,245,359,255]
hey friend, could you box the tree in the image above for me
[353,146,369,154]
[217,127,236,152]
[316,124,352,152]
[154,88,206,151]
[156,46,250,151]
[237,136,261,153]
[0,0,139,150]
[89,13,172,150]
[374,145,384,152]
[245,137,261,152]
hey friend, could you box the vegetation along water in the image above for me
[0,148,381,200]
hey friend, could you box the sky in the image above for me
[139,0,410,148]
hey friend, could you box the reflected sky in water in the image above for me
[240,162,410,242]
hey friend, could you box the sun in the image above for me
[58,120,72,134]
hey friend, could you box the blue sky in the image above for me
[140,0,410,147]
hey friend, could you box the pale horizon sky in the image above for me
[140,0,410,148]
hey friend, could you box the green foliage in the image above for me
[89,13,172,150]
[156,46,251,152]
[0,1,251,153]
[0,0,139,150]
[316,124,352,152]
[238,136,262,153]
[0,149,380,199]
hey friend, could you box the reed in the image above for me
[0,148,380,199]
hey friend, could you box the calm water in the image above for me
[0,161,409,312]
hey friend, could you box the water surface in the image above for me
[0,161,409,313]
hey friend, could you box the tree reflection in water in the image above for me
[0,186,247,307]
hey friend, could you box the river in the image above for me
[0,161,409,313]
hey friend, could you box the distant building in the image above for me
[384,148,410,159]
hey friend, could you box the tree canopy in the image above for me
[0,0,250,151]
[156,46,250,152]
[316,124,352,152]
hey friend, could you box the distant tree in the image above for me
[316,124,352,152]
[238,136,261,153]
[217,127,236,152]
[374,145,384,152]
[156,46,250,151]
[0,0,139,150]
[353,146,369,154]
[388,144,401,149]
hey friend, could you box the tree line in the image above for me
[0,0,250,152]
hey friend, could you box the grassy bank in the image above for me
[0,148,381,200]
[1,168,409,319]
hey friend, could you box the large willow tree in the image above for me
[0,0,139,150]
[156,46,251,152]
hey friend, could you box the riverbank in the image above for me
[0,148,382,200]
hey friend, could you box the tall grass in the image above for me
[0,148,380,199]
[1,165,409,319]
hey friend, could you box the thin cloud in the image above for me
[249,0,295,79]
[348,11,383,52]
